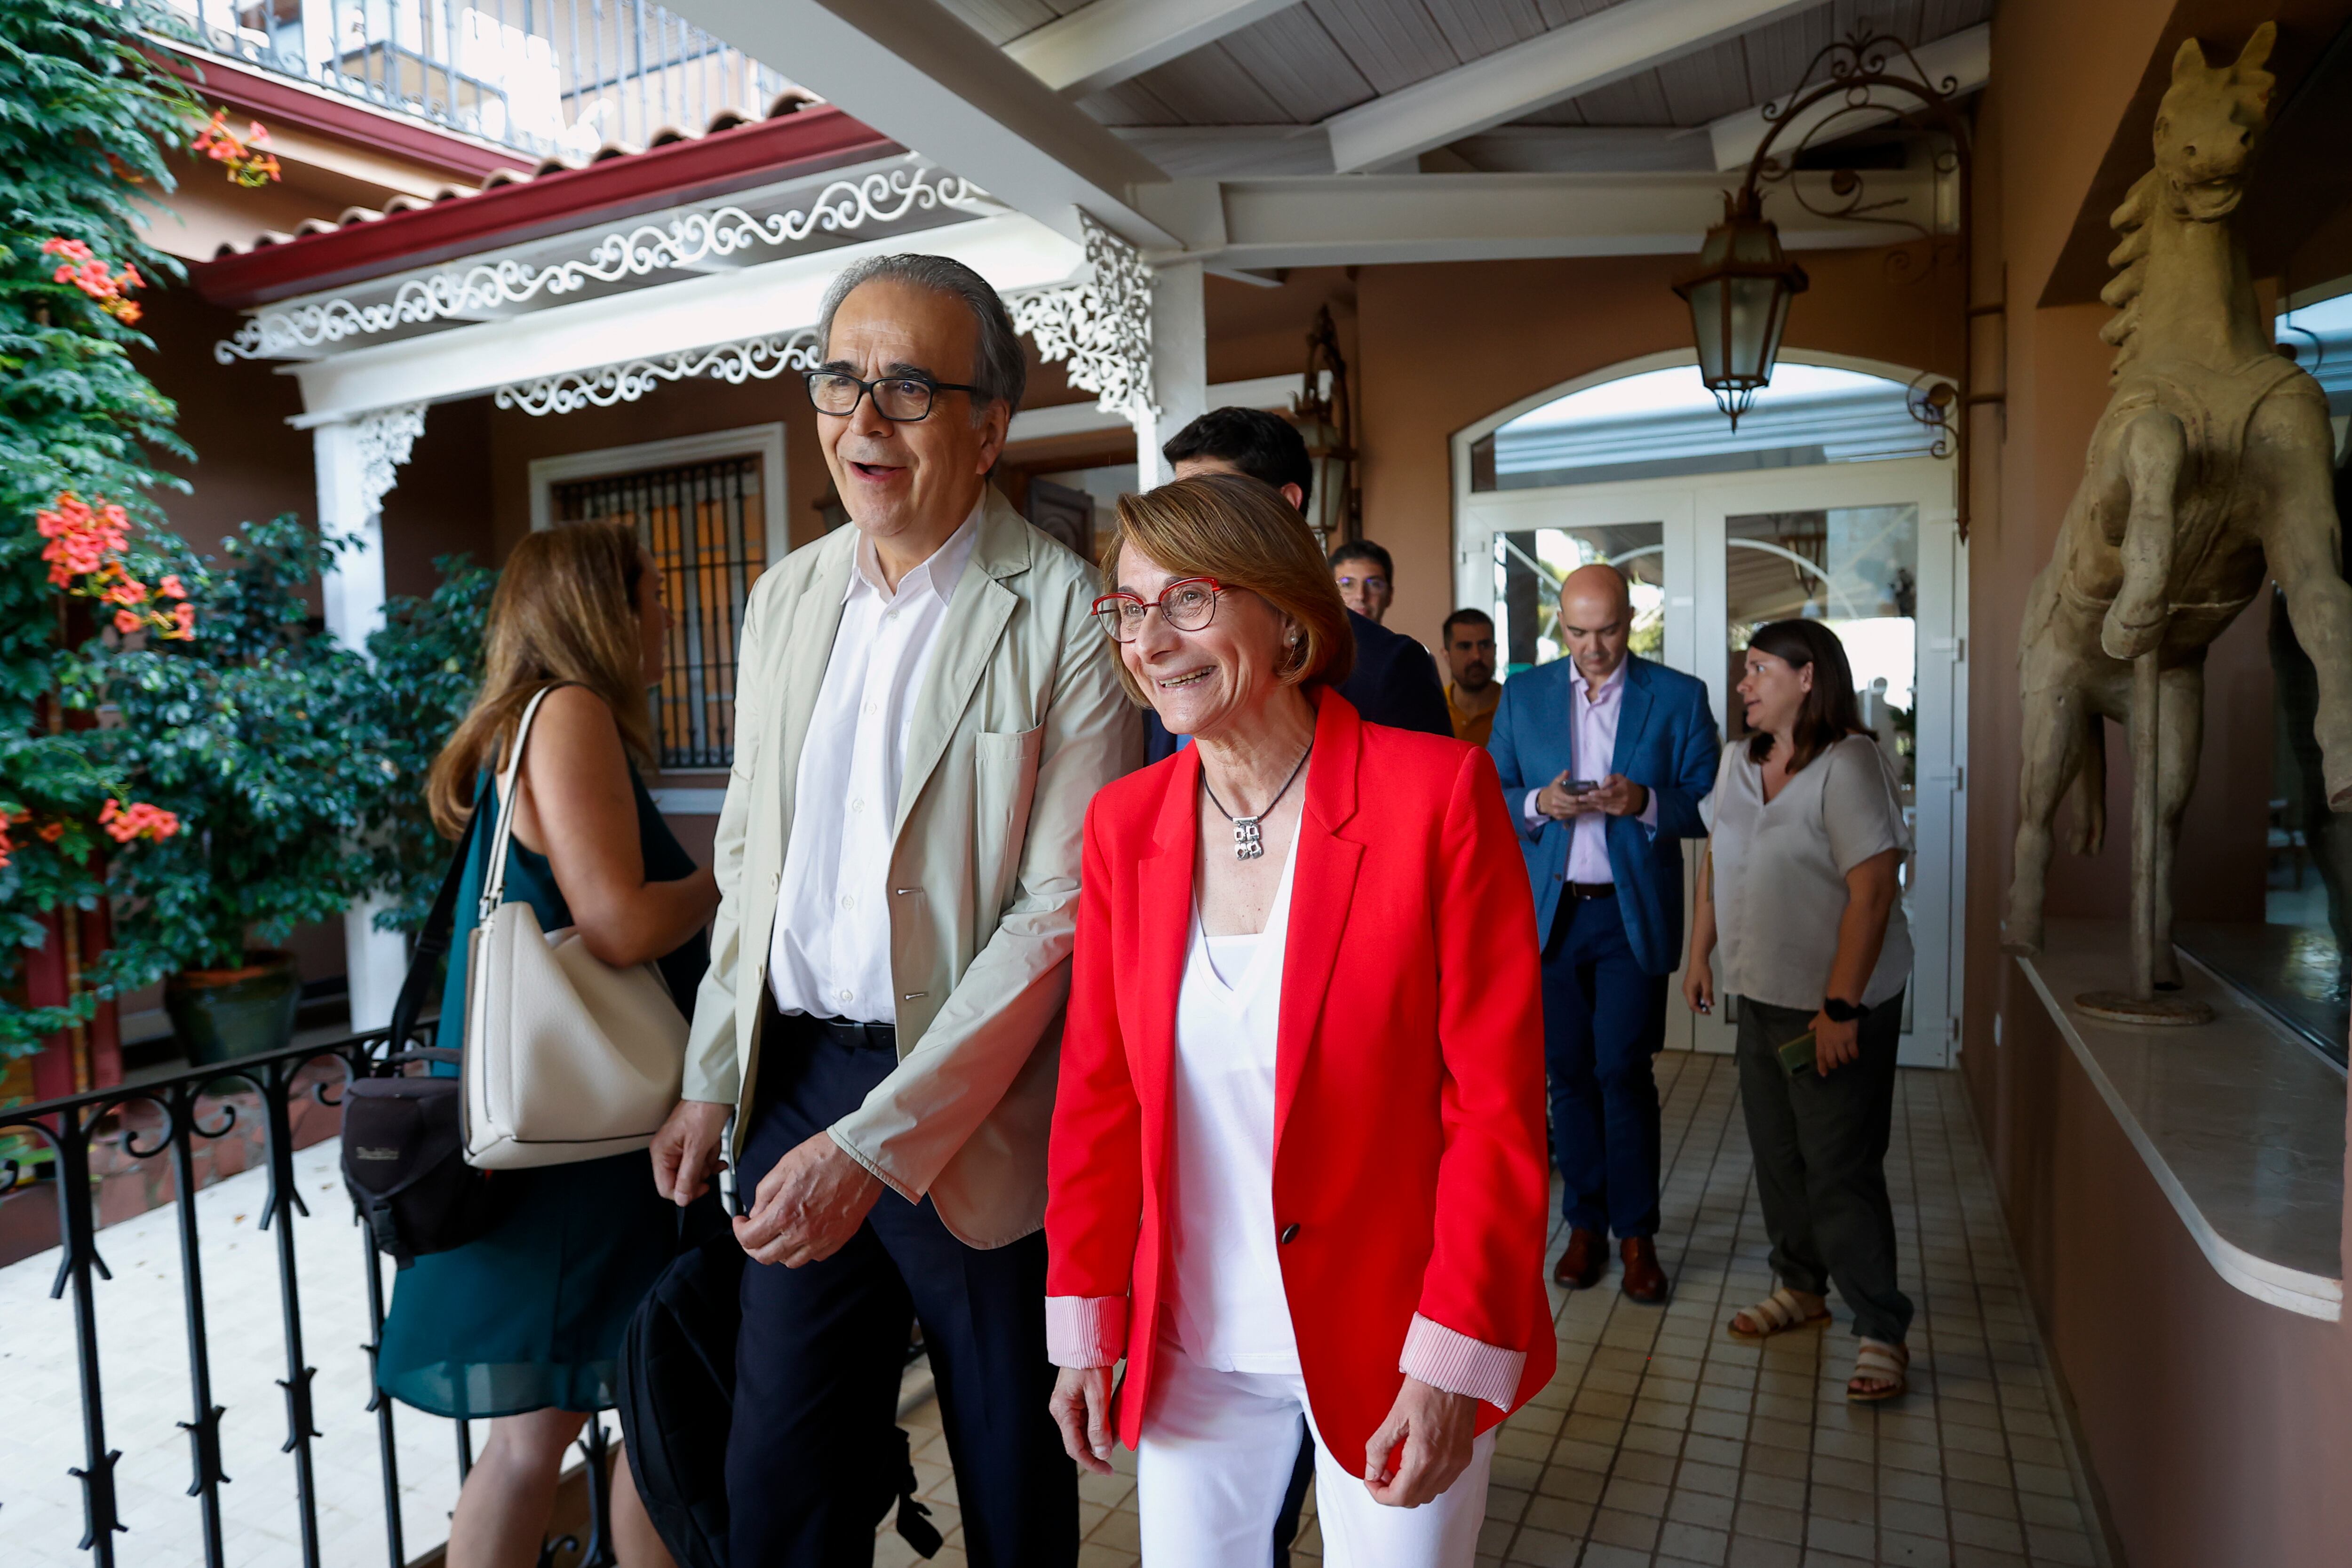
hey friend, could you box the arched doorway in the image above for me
[1452,352,1967,1067]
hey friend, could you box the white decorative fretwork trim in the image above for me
[355,404,428,515]
[1010,213,1156,422]
[493,332,823,415]
[215,167,997,363]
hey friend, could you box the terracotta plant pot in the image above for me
[165,950,302,1067]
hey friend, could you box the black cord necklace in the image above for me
[1201,744,1312,861]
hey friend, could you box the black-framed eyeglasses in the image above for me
[803,369,987,422]
[1091,577,1224,642]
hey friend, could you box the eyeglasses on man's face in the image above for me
[1091,578,1224,642]
[803,369,987,423]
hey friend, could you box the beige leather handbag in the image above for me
[462,685,686,1169]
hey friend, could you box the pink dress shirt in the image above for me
[1519,659,1658,879]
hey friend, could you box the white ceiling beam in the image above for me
[1006,0,1299,98]
[658,0,1176,247]
[1709,24,1990,172]
[1324,0,1814,175]
[1201,168,1937,269]
[1009,369,1321,443]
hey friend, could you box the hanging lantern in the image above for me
[1673,188,1809,428]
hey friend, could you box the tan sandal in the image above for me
[1724,1286,1832,1343]
[1847,1338,1909,1402]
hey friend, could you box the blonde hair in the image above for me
[1099,472,1354,707]
[426,520,653,837]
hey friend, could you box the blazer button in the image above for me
[1279,1224,1300,1245]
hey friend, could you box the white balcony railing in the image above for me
[161,0,799,160]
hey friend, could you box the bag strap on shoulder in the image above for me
[478,683,568,922]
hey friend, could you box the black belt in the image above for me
[795,1013,898,1052]
[1562,881,1616,902]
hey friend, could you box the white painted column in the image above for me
[1133,259,1206,490]
[313,408,426,1033]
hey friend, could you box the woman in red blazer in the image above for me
[1045,473,1552,1566]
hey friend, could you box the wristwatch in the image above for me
[1821,997,1864,1024]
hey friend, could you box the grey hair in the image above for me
[816,253,1027,420]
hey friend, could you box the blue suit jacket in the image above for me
[1486,654,1718,975]
[1144,608,1452,763]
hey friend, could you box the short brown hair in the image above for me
[1099,472,1354,707]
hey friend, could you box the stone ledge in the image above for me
[2016,919,2344,1321]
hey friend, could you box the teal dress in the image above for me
[377,764,710,1419]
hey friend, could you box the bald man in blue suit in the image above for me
[1489,565,1717,1304]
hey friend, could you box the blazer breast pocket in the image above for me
[973,725,1046,914]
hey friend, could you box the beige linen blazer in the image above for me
[682,487,1141,1249]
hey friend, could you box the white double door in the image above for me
[1455,457,1966,1067]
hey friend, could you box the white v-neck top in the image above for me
[1167,837,1302,1374]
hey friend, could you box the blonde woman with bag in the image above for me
[377,520,719,1568]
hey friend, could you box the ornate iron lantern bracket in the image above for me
[1678,31,1981,537]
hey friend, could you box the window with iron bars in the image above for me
[552,455,763,770]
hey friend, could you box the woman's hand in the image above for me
[1363,1377,1477,1507]
[1681,955,1715,1017]
[1809,1010,1861,1074]
[1048,1365,1117,1475]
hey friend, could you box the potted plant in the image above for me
[352,553,496,936]
[74,516,377,1063]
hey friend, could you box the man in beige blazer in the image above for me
[649,254,1139,1567]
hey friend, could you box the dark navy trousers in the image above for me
[1541,892,1668,1239]
[726,1014,1076,1568]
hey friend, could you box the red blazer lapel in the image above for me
[1136,748,1200,1186]
[1275,693,1365,1154]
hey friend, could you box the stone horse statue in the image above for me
[2004,23,2352,1009]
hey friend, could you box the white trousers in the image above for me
[1135,1342,1497,1568]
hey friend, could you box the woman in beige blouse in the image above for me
[1682,618,1913,1402]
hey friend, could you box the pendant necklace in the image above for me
[1201,744,1312,860]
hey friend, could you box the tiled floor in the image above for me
[879,1053,2110,1568]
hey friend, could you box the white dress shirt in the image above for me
[1520,658,1657,882]
[1168,838,1302,1374]
[768,505,982,1022]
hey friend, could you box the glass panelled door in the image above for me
[1459,458,1962,1067]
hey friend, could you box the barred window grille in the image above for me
[552,456,765,769]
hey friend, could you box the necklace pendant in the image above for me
[1232,817,1265,860]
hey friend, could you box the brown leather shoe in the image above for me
[1552,1227,1605,1289]
[1620,1236,1670,1304]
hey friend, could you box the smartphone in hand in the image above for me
[1565,779,1599,795]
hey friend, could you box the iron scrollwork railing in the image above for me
[0,1028,620,1568]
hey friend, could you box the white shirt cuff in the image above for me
[1637,787,1660,837]
[1046,1295,1128,1369]
[1398,1312,1526,1411]
[1521,788,1545,836]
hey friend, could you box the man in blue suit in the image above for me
[1489,564,1717,1303]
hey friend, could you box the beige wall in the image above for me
[1961,2,2352,1564]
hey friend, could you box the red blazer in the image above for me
[1044,691,1554,1460]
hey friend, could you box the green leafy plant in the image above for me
[0,0,206,1055]
[72,517,377,972]
[356,555,498,933]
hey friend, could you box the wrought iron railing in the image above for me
[0,1027,620,1568]
[158,0,797,159]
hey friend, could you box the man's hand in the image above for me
[1363,1377,1478,1508]
[1535,772,1598,821]
[650,1099,731,1205]
[1048,1366,1118,1475]
[733,1130,883,1267]
[1809,1010,1862,1075]
[1587,773,1650,818]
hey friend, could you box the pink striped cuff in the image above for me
[1046,1296,1128,1369]
[1399,1313,1526,1410]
